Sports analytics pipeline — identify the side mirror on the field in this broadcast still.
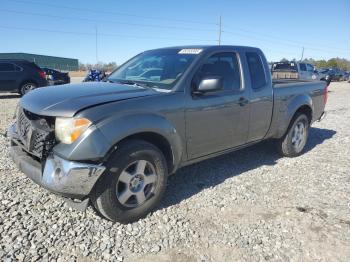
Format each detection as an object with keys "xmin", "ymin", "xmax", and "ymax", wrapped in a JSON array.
[{"xmin": 194, "ymin": 76, "xmax": 223, "ymax": 94}]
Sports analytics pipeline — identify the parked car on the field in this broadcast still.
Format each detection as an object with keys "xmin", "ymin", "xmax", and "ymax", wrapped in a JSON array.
[
  {"xmin": 42, "ymin": 67, "xmax": 70, "ymax": 85},
  {"xmin": 345, "ymin": 72, "xmax": 350, "ymax": 82},
  {"xmin": 324, "ymin": 68, "xmax": 346, "ymax": 81},
  {"xmin": 0, "ymin": 59, "xmax": 47, "ymax": 95},
  {"xmin": 317, "ymin": 68, "xmax": 335, "ymax": 82},
  {"xmin": 271, "ymin": 61, "xmax": 319, "ymax": 81},
  {"xmin": 338, "ymin": 70, "xmax": 347, "ymax": 81},
  {"xmin": 8, "ymin": 46, "xmax": 327, "ymax": 223}
]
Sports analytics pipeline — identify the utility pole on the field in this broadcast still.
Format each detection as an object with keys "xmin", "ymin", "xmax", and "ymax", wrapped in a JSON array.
[
  {"xmin": 218, "ymin": 15, "xmax": 222, "ymax": 45},
  {"xmin": 300, "ymin": 46, "xmax": 304, "ymax": 61},
  {"xmin": 95, "ymin": 25, "xmax": 98, "ymax": 63}
]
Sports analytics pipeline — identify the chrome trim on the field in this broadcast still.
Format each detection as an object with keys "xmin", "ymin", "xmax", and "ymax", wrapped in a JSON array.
[{"xmin": 42, "ymin": 154, "xmax": 105, "ymax": 196}]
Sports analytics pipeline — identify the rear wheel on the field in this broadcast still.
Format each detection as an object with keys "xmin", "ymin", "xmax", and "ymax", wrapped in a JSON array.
[
  {"xmin": 91, "ymin": 139, "xmax": 168, "ymax": 223},
  {"xmin": 20, "ymin": 82, "xmax": 37, "ymax": 96},
  {"xmin": 277, "ymin": 113, "xmax": 310, "ymax": 157}
]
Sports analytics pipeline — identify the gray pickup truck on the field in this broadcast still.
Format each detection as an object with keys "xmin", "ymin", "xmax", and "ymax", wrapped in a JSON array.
[{"xmin": 8, "ymin": 46, "xmax": 327, "ymax": 223}]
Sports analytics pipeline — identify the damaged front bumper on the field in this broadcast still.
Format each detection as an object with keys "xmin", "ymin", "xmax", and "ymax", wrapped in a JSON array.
[{"xmin": 8, "ymin": 123, "xmax": 105, "ymax": 209}]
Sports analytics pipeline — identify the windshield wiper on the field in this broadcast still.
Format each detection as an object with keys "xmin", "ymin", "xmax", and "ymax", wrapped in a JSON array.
[
  {"xmin": 112, "ymin": 79, "xmax": 149, "ymax": 88},
  {"xmin": 108, "ymin": 78, "xmax": 164, "ymax": 91}
]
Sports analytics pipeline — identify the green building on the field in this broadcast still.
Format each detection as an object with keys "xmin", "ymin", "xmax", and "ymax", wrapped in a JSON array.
[{"xmin": 0, "ymin": 53, "xmax": 79, "ymax": 71}]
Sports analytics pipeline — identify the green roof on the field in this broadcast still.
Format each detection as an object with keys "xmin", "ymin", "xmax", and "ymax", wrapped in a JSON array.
[{"xmin": 0, "ymin": 53, "xmax": 79, "ymax": 71}]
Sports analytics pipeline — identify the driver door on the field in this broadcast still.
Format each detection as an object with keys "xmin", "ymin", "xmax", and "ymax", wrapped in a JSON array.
[{"xmin": 185, "ymin": 52, "xmax": 250, "ymax": 159}]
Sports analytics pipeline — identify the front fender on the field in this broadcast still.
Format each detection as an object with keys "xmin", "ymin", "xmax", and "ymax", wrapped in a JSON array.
[
  {"xmin": 97, "ymin": 113, "xmax": 183, "ymax": 169},
  {"xmin": 53, "ymin": 113, "xmax": 184, "ymax": 170}
]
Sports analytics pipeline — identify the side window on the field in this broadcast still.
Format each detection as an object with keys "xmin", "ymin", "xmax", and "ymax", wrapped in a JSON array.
[
  {"xmin": 299, "ymin": 63, "xmax": 307, "ymax": 71},
  {"xmin": 0, "ymin": 63, "xmax": 16, "ymax": 72},
  {"xmin": 246, "ymin": 52, "xmax": 267, "ymax": 89},
  {"xmin": 195, "ymin": 52, "xmax": 241, "ymax": 90},
  {"xmin": 306, "ymin": 64, "xmax": 314, "ymax": 72}
]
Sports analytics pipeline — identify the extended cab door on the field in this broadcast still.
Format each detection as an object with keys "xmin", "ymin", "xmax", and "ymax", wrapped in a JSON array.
[
  {"xmin": 245, "ymin": 51, "xmax": 273, "ymax": 142},
  {"xmin": 185, "ymin": 51, "xmax": 250, "ymax": 159}
]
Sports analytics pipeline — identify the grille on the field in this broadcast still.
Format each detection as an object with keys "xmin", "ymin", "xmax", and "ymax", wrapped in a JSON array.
[{"xmin": 16, "ymin": 108, "xmax": 54, "ymax": 159}]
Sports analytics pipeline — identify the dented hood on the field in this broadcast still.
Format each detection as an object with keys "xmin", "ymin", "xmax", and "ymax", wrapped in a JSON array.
[{"xmin": 20, "ymin": 82, "xmax": 158, "ymax": 117}]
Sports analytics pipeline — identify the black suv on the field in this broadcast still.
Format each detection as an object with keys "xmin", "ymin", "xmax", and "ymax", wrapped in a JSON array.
[{"xmin": 0, "ymin": 60, "xmax": 48, "ymax": 95}]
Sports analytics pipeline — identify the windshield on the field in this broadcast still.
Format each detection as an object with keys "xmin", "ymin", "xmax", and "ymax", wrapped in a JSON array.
[
  {"xmin": 272, "ymin": 62, "xmax": 297, "ymax": 71},
  {"xmin": 108, "ymin": 48, "xmax": 199, "ymax": 90}
]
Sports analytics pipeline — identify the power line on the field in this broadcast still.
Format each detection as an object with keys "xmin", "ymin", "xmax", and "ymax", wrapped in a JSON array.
[
  {"xmin": 223, "ymin": 27, "xmax": 350, "ymax": 54},
  {"xmin": 0, "ymin": 25, "xmax": 216, "ymax": 42},
  {"xmin": 5, "ymin": 0, "xmax": 217, "ymax": 26},
  {"xmin": 0, "ymin": 9, "xmax": 217, "ymax": 33},
  {"xmin": 223, "ymin": 29, "xmax": 350, "ymax": 55}
]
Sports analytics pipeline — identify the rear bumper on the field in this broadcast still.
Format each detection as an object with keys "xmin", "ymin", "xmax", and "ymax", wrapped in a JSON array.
[{"xmin": 8, "ymin": 124, "xmax": 105, "ymax": 199}]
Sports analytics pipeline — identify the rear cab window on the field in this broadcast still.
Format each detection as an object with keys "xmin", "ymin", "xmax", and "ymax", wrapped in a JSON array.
[
  {"xmin": 246, "ymin": 52, "xmax": 267, "ymax": 90},
  {"xmin": 272, "ymin": 62, "xmax": 297, "ymax": 72}
]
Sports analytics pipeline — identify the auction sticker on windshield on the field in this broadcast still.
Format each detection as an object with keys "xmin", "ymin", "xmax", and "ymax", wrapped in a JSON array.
[{"xmin": 178, "ymin": 49, "xmax": 202, "ymax": 54}]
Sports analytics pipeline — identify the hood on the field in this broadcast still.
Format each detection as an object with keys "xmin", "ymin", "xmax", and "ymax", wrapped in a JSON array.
[{"xmin": 20, "ymin": 82, "xmax": 159, "ymax": 117}]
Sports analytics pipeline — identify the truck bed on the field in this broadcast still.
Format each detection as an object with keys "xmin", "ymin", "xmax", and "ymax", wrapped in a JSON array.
[{"xmin": 267, "ymin": 79, "xmax": 327, "ymax": 139}]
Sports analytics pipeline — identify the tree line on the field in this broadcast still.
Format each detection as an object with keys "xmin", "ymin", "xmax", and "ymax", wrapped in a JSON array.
[
  {"xmin": 79, "ymin": 57, "xmax": 350, "ymax": 72},
  {"xmin": 280, "ymin": 57, "xmax": 350, "ymax": 71}
]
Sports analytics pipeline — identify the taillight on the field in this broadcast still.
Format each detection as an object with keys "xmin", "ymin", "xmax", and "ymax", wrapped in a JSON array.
[
  {"xmin": 324, "ymin": 85, "xmax": 328, "ymax": 105},
  {"xmin": 38, "ymin": 70, "xmax": 46, "ymax": 79}
]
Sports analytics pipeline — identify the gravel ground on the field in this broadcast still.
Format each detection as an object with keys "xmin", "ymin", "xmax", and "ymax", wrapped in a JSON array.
[{"xmin": 0, "ymin": 82, "xmax": 350, "ymax": 262}]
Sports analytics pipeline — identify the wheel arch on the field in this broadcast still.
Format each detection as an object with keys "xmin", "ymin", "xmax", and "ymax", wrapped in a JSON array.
[
  {"xmin": 275, "ymin": 94, "xmax": 313, "ymax": 138},
  {"xmin": 18, "ymin": 79, "xmax": 39, "ymax": 93},
  {"xmin": 98, "ymin": 113, "xmax": 184, "ymax": 174},
  {"xmin": 116, "ymin": 132, "xmax": 176, "ymax": 174},
  {"xmin": 293, "ymin": 104, "xmax": 312, "ymax": 123}
]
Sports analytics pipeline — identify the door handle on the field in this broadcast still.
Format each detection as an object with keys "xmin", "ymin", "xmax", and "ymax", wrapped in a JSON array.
[{"xmin": 238, "ymin": 97, "xmax": 249, "ymax": 106}]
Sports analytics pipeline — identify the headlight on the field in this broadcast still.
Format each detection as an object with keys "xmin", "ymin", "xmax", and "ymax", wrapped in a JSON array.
[{"xmin": 55, "ymin": 117, "xmax": 91, "ymax": 144}]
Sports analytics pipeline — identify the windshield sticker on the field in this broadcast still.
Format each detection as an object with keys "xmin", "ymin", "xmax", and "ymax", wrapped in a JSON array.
[{"xmin": 178, "ymin": 49, "xmax": 202, "ymax": 54}]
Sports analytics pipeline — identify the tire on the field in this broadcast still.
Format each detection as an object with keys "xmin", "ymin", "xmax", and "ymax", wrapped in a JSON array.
[
  {"xmin": 91, "ymin": 139, "xmax": 168, "ymax": 223},
  {"xmin": 19, "ymin": 82, "xmax": 37, "ymax": 96},
  {"xmin": 277, "ymin": 113, "xmax": 310, "ymax": 157}
]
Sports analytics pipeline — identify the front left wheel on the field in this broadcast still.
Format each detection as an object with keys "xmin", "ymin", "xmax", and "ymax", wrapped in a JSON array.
[{"xmin": 91, "ymin": 139, "xmax": 168, "ymax": 224}]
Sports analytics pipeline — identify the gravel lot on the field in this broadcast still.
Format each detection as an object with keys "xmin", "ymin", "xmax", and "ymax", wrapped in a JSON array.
[{"xmin": 0, "ymin": 81, "xmax": 349, "ymax": 261}]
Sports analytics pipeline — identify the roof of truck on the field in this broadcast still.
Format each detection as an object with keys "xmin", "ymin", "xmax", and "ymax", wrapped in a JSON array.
[{"xmin": 150, "ymin": 45, "xmax": 261, "ymax": 52}]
